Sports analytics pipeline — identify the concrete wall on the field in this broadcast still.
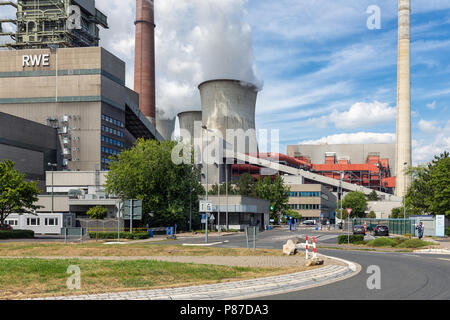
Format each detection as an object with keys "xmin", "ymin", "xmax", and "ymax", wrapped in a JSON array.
[{"xmin": 367, "ymin": 200, "xmax": 403, "ymax": 219}]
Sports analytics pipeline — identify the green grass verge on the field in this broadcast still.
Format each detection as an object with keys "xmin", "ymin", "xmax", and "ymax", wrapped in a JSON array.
[
  {"xmin": 366, "ymin": 237, "xmax": 433, "ymax": 248},
  {"xmin": 0, "ymin": 258, "xmax": 298, "ymax": 299}
]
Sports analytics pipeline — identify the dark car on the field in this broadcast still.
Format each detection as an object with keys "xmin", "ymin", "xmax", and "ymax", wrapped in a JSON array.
[
  {"xmin": 353, "ymin": 225, "xmax": 366, "ymax": 235},
  {"xmin": 373, "ymin": 225, "xmax": 389, "ymax": 237}
]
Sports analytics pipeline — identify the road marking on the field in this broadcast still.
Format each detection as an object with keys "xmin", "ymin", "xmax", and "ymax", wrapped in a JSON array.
[
  {"xmin": 437, "ymin": 258, "xmax": 450, "ymax": 262},
  {"xmin": 403, "ymin": 254, "xmax": 420, "ymax": 257}
]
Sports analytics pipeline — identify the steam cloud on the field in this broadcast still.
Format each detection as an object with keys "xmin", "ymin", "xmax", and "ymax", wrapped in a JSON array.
[{"xmin": 155, "ymin": 0, "xmax": 262, "ymax": 119}]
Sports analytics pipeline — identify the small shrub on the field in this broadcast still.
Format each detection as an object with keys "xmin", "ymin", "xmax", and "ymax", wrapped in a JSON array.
[
  {"xmin": 0, "ymin": 230, "xmax": 34, "ymax": 239},
  {"xmin": 338, "ymin": 234, "xmax": 365, "ymax": 244},
  {"xmin": 396, "ymin": 239, "xmax": 434, "ymax": 248},
  {"xmin": 403, "ymin": 233, "xmax": 413, "ymax": 239},
  {"xmin": 366, "ymin": 237, "xmax": 399, "ymax": 247},
  {"xmin": 89, "ymin": 232, "xmax": 149, "ymax": 240}
]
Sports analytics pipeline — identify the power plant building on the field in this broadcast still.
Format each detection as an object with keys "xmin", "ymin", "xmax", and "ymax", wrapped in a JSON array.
[{"xmin": 0, "ymin": 47, "xmax": 161, "ymax": 172}]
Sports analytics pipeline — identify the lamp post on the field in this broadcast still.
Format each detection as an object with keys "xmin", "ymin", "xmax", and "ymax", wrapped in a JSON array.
[
  {"xmin": 202, "ymin": 125, "xmax": 213, "ymax": 244},
  {"xmin": 47, "ymin": 163, "xmax": 58, "ymax": 214}
]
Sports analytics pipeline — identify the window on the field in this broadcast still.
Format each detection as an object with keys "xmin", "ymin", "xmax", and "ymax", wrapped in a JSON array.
[
  {"xmin": 45, "ymin": 218, "xmax": 58, "ymax": 226},
  {"xmin": 27, "ymin": 218, "xmax": 39, "ymax": 226},
  {"xmin": 6, "ymin": 220, "xmax": 18, "ymax": 226}
]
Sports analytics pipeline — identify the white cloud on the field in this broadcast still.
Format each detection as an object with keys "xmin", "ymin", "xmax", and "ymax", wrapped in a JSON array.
[
  {"xmin": 426, "ymin": 101, "xmax": 436, "ymax": 109},
  {"xmin": 299, "ymin": 132, "xmax": 396, "ymax": 145},
  {"xmin": 418, "ymin": 119, "xmax": 438, "ymax": 134},
  {"xmin": 413, "ymin": 121, "xmax": 450, "ymax": 164},
  {"xmin": 304, "ymin": 101, "xmax": 396, "ymax": 129}
]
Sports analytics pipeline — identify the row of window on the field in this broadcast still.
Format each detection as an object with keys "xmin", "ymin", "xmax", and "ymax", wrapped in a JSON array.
[
  {"xmin": 289, "ymin": 204, "xmax": 321, "ymax": 210},
  {"xmin": 289, "ymin": 191, "xmax": 320, "ymax": 197},
  {"xmin": 101, "ymin": 125, "xmax": 124, "ymax": 138},
  {"xmin": 101, "ymin": 136, "xmax": 124, "ymax": 148},
  {"xmin": 25, "ymin": 218, "xmax": 59, "ymax": 226},
  {"xmin": 101, "ymin": 114, "xmax": 124, "ymax": 128},
  {"xmin": 101, "ymin": 146, "xmax": 121, "ymax": 156}
]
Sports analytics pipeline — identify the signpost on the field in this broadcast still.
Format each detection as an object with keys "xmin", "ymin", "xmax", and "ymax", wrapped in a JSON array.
[
  {"xmin": 346, "ymin": 208, "xmax": 352, "ymax": 245},
  {"xmin": 200, "ymin": 200, "xmax": 213, "ymax": 243},
  {"xmin": 124, "ymin": 199, "xmax": 143, "ymax": 234}
]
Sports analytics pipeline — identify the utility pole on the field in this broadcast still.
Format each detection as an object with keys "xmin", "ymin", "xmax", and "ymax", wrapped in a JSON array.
[{"xmin": 403, "ymin": 162, "xmax": 407, "ymax": 219}]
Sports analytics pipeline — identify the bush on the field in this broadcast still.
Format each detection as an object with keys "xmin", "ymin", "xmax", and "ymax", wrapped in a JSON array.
[
  {"xmin": 446, "ymin": 227, "xmax": 450, "ymax": 237},
  {"xmin": 366, "ymin": 237, "xmax": 400, "ymax": 247},
  {"xmin": 89, "ymin": 232, "xmax": 149, "ymax": 240},
  {"xmin": 396, "ymin": 239, "xmax": 434, "ymax": 248},
  {"xmin": 403, "ymin": 233, "xmax": 413, "ymax": 239},
  {"xmin": 338, "ymin": 234, "xmax": 365, "ymax": 244},
  {"xmin": 0, "ymin": 230, "xmax": 34, "ymax": 239}
]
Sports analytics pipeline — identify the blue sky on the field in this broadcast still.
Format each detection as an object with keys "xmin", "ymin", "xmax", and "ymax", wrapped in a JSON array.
[
  {"xmin": 1, "ymin": 0, "xmax": 449, "ymax": 164},
  {"xmin": 246, "ymin": 0, "xmax": 450, "ymax": 164}
]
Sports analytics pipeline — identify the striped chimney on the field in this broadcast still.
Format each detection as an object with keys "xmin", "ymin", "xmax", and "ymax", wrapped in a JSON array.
[{"xmin": 134, "ymin": 0, "xmax": 156, "ymax": 124}]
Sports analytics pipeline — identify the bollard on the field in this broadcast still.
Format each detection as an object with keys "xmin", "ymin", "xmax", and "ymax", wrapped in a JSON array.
[
  {"xmin": 305, "ymin": 235, "xmax": 309, "ymax": 260},
  {"xmin": 312, "ymin": 236, "xmax": 317, "ymax": 259}
]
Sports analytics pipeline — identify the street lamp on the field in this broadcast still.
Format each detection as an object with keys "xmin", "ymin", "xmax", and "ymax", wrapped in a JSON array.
[
  {"xmin": 202, "ymin": 125, "xmax": 214, "ymax": 244},
  {"xmin": 47, "ymin": 163, "xmax": 58, "ymax": 214}
]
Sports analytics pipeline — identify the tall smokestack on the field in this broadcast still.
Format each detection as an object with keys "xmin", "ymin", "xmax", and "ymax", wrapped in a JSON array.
[
  {"xmin": 134, "ymin": 0, "xmax": 156, "ymax": 124},
  {"xmin": 395, "ymin": 0, "xmax": 412, "ymax": 197}
]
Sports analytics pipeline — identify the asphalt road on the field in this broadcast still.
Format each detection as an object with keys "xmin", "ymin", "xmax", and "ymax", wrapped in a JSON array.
[{"xmin": 178, "ymin": 227, "xmax": 450, "ymax": 300}]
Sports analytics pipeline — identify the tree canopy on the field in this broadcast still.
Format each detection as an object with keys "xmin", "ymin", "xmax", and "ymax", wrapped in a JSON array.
[
  {"xmin": 367, "ymin": 190, "xmax": 380, "ymax": 201},
  {"xmin": 0, "ymin": 160, "xmax": 41, "ymax": 226},
  {"xmin": 405, "ymin": 151, "xmax": 450, "ymax": 218},
  {"xmin": 342, "ymin": 191, "xmax": 367, "ymax": 218},
  {"xmin": 254, "ymin": 176, "xmax": 290, "ymax": 223},
  {"xmin": 105, "ymin": 139, "xmax": 204, "ymax": 229},
  {"xmin": 86, "ymin": 206, "xmax": 108, "ymax": 220}
]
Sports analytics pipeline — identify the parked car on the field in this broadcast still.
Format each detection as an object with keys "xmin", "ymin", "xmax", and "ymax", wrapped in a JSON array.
[
  {"xmin": 373, "ymin": 225, "xmax": 389, "ymax": 237},
  {"xmin": 353, "ymin": 225, "xmax": 366, "ymax": 235},
  {"xmin": 303, "ymin": 220, "xmax": 316, "ymax": 226},
  {"xmin": 0, "ymin": 224, "xmax": 13, "ymax": 231}
]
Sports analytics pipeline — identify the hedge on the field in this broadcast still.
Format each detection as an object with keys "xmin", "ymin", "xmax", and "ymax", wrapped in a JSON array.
[
  {"xmin": 0, "ymin": 230, "xmax": 35, "ymax": 239},
  {"xmin": 338, "ymin": 234, "xmax": 365, "ymax": 244},
  {"xmin": 88, "ymin": 232, "xmax": 149, "ymax": 240}
]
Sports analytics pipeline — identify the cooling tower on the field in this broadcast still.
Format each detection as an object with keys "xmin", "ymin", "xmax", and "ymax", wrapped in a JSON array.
[
  {"xmin": 134, "ymin": 0, "xmax": 156, "ymax": 124},
  {"xmin": 395, "ymin": 0, "xmax": 412, "ymax": 197},
  {"xmin": 178, "ymin": 111, "xmax": 202, "ymax": 144},
  {"xmin": 198, "ymin": 79, "xmax": 259, "ymax": 156},
  {"xmin": 155, "ymin": 116, "xmax": 176, "ymax": 141}
]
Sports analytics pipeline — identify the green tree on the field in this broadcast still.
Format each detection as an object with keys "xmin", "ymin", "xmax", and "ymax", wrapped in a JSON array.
[
  {"xmin": 0, "ymin": 160, "xmax": 41, "ymax": 226},
  {"xmin": 405, "ymin": 151, "xmax": 450, "ymax": 218},
  {"xmin": 235, "ymin": 173, "xmax": 256, "ymax": 197},
  {"xmin": 105, "ymin": 139, "xmax": 204, "ymax": 230},
  {"xmin": 342, "ymin": 191, "xmax": 367, "ymax": 218},
  {"xmin": 367, "ymin": 211, "xmax": 377, "ymax": 218},
  {"xmin": 209, "ymin": 182, "xmax": 237, "ymax": 196},
  {"xmin": 336, "ymin": 206, "xmax": 348, "ymax": 220},
  {"xmin": 367, "ymin": 190, "xmax": 380, "ymax": 201},
  {"xmin": 254, "ymin": 176, "xmax": 290, "ymax": 223}
]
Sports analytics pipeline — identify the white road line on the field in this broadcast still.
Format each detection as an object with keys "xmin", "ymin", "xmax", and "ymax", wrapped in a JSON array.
[{"xmin": 437, "ymin": 258, "xmax": 450, "ymax": 262}]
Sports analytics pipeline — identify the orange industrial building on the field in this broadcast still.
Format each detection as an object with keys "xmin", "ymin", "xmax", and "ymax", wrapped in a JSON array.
[{"xmin": 232, "ymin": 151, "xmax": 396, "ymax": 194}]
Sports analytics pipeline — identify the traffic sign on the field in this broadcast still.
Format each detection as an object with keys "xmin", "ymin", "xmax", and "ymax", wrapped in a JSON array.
[
  {"xmin": 346, "ymin": 208, "xmax": 352, "ymax": 215},
  {"xmin": 123, "ymin": 199, "xmax": 143, "ymax": 220},
  {"xmin": 199, "ymin": 201, "xmax": 213, "ymax": 212},
  {"xmin": 209, "ymin": 214, "xmax": 215, "ymax": 222}
]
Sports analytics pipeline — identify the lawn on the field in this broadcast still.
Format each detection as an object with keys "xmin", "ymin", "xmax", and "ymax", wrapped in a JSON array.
[
  {"xmin": 0, "ymin": 242, "xmax": 284, "ymax": 257},
  {"xmin": 0, "ymin": 258, "xmax": 303, "ymax": 299}
]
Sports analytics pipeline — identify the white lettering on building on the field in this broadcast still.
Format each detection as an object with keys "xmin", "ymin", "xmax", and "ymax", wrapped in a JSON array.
[{"xmin": 22, "ymin": 54, "xmax": 50, "ymax": 67}]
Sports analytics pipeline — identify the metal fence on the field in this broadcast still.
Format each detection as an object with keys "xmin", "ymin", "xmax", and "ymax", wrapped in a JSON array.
[{"xmin": 352, "ymin": 218, "xmax": 414, "ymax": 235}]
